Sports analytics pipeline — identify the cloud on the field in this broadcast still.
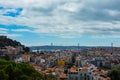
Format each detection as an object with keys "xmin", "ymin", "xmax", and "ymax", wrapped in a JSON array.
[
  {"xmin": 11, "ymin": 29, "xmax": 33, "ymax": 32},
  {"xmin": 0, "ymin": 28, "xmax": 8, "ymax": 33},
  {"xmin": 0, "ymin": 28, "xmax": 22, "ymax": 37},
  {"xmin": 0, "ymin": 28, "xmax": 8, "ymax": 31},
  {"xmin": 0, "ymin": 33, "xmax": 22, "ymax": 38},
  {"xmin": 0, "ymin": 0, "xmax": 120, "ymax": 38}
]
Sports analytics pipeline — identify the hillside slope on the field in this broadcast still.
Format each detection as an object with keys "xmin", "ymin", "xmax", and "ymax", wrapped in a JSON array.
[{"xmin": 0, "ymin": 36, "xmax": 29, "ymax": 52}]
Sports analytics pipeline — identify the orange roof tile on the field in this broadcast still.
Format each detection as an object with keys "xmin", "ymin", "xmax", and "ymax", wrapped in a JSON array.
[
  {"xmin": 60, "ymin": 74, "xmax": 67, "ymax": 79},
  {"xmin": 46, "ymin": 68, "xmax": 55, "ymax": 71},
  {"xmin": 82, "ymin": 67, "xmax": 88, "ymax": 72},
  {"xmin": 69, "ymin": 67, "xmax": 78, "ymax": 73}
]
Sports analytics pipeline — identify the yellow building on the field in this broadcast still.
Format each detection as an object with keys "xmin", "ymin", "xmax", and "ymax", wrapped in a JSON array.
[
  {"xmin": 58, "ymin": 59, "xmax": 66, "ymax": 66},
  {"xmin": 26, "ymin": 55, "xmax": 30, "ymax": 62}
]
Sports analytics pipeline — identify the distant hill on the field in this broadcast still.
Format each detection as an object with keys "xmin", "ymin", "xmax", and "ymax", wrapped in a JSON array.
[
  {"xmin": 0, "ymin": 36, "xmax": 29, "ymax": 52},
  {"xmin": 30, "ymin": 45, "xmax": 115, "ymax": 51}
]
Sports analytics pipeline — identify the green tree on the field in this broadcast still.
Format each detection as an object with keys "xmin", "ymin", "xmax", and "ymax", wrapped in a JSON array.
[
  {"xmin": 108, "ymin": 65, "xmax": 120, "ymax": 80},
  {"xmin": 0, "ymin": 70, "xmax": 9, "ymax": 80},
  {"xmin": 23, "ymin": 47, "xmax": 30, "ymax": 52},
  {"xmin": 0, "ymin": 59, "xmax": 57, "ymax": 80}
]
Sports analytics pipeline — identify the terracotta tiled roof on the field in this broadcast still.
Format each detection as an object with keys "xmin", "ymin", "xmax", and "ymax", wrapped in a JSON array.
[
  {"xmin": 69, "ymin": 67, "xmax": 78, "ymax": 73},
  {"xmin": 59, "ymin": 74, "xmax": 67, "ymax": 79},
  {"xmin": 104, "ymin": 77, "xmax": 110, "ymax": 80},
  {"xmin": 46, "ymin": 68, "xmax": 55, "ymax": 71},
  {"xmin": 82, "ymin": 67, "xmax": 88, "ymax": 72}
]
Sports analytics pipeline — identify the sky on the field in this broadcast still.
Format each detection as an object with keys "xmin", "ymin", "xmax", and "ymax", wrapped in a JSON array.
[{"xmin": 0, "ymin": 0, "xmax": 120, "ymax": 47}]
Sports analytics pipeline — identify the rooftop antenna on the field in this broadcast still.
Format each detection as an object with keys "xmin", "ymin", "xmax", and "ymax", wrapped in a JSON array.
[
  {"xmin": 94, "ymin": 47, "xmax": 96, "ymax": 56},
  {"xmin": 78, "ymin": 43, "xmax": 80, "ymax": 50},
  {"xmin": 111, "ymin": 42, "xmax": 113, "ymax": 55},
  {"xmin": 51, "ymin": 43, "xmax": 53, "ymax": 46}
]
